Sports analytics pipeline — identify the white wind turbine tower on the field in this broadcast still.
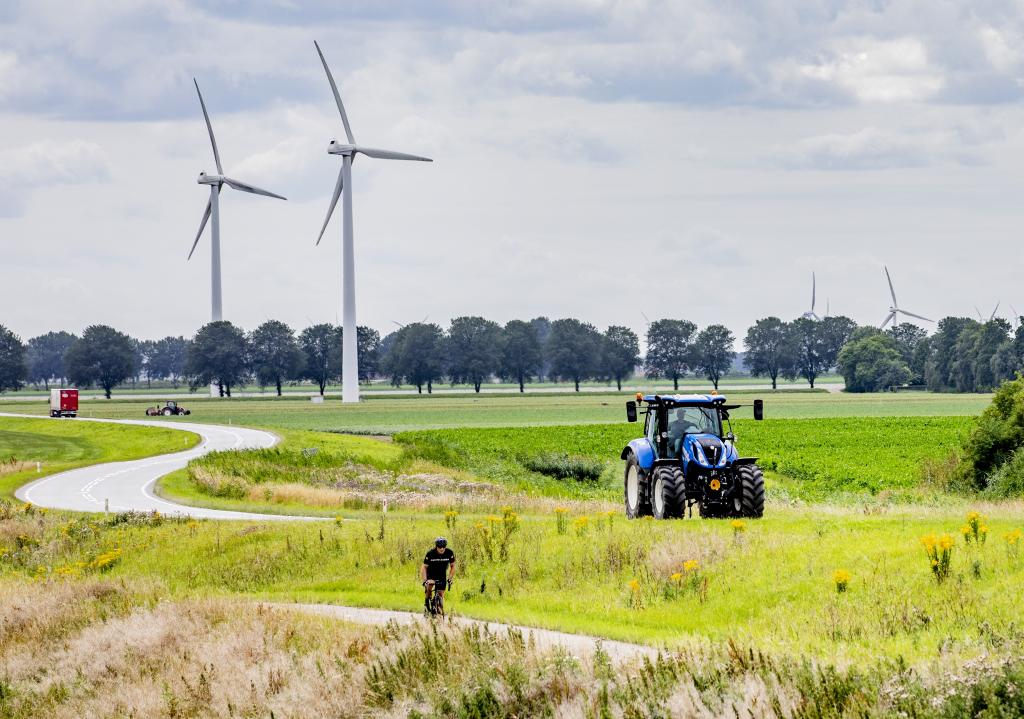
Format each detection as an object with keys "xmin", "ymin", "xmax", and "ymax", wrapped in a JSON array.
[
  {"xmin": 188, "ymin": 79, "xmax": 287, "ymax": 322},
  {"xmin": 800, "ymin": 272, "xmax": 820, "ymax": 320},
  {"xmin": 879, "ymin": 266, "xmax": 933, "ymax": 329},
  {"xmin": 313, "ymin": 40, "xmax": 432, "ymax": 403}
]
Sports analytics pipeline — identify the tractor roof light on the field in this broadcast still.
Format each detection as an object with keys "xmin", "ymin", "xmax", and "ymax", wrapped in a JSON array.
[{"xmin": 635, "ymin": 392, "xmax": 643, "ymax": 402}]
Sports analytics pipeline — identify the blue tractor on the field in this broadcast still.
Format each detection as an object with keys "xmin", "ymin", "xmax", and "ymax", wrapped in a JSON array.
[{"xmin": 620, "ymin": 394, "xmax": 765, "ymax": 519}]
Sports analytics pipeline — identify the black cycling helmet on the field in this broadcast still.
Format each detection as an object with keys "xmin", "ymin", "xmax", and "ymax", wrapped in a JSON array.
[{"xmin": 435, "ymin": 536, "xmax": 448, "ymax": 548}]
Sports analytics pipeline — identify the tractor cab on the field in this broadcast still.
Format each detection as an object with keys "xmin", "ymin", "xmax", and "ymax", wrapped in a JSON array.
[{"xmin": 621, "ymin": 394, "xmax": 765, "ymax": 520}]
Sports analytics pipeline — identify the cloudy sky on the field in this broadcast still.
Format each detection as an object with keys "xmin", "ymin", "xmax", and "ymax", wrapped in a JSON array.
[{"xmin": 3, "ymin": 0, "xmax": 1024, "ymax": 345}]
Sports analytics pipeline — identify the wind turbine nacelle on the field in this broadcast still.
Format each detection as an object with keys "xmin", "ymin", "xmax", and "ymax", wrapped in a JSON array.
[
  {"xmin": 327, "ymin": 140, "xmax": 356, "ymax": 156},
  {"xmin": 197, "ymin": 172, "xmax": 224, "ymax": 185}
]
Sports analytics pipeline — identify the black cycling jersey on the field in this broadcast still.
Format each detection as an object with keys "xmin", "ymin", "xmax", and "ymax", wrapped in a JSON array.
[{"xmin": 423, "ymin": 547, "xmax": 455, "ymax": 582}]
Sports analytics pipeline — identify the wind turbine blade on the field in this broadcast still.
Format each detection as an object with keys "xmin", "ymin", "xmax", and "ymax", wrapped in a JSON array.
[
  {"xmin": 314, "ymin": 41, "xmax": 355, "ymax": 144},
  {"xmin": 884, "ymin": 266, "xmax": 898, "ymax": 307},
  {"xmin": 880, "ymin": 312, "xmax": 896, "ymax": 329},
  {"xmin": 392, "ymin": 320, "xmax": 405, "ymax": 328},
  {"xmin": 315, "ymin": 165, "xmax": 345, "ymax": 246},
  {"xmin": 898, "ymin": 310, "xmax": 933, "ymax": 322},
  {"xmin": 811, "ymin": 272, "xmax": 816, "ymax": 312},
  {"xmin": 221, "ymin": 176, "xmax": 287, "ymax": 200},
  {"xmin": 975, "ymin": 306, "xmax": 984, "ymax": 321},
  {"xmin": 187, "ymin": 198, "xmax": 213, "ymax": 260},
  {"xmin": 193, "ymin": 79, "xmax": 223, "ymax": 175},
  {"xmin": 990, "ymin": 302, "xmax": 1000, "ymax": 321},
  {"xmin": 1012, "ymin": 304, "xmax": 1020, "ymax": 320},
  {"xmin": 356, "ymin": 146, "xmax": 432, "ymax": 162}
]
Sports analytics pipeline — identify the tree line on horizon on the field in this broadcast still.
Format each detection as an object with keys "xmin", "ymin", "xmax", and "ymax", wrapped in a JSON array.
[{"xmin": 0, "ymin": 313, "xmax": 1021, "ymax": 396}]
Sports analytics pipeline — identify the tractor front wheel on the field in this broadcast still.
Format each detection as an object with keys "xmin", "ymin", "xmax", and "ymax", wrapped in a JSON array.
[
  {"xmin": 652, "ymin": 466, "xmax": 685, "ymax": 519},
  {"xmin": 734, "ymin": 464, "xmax": 765, "ymax": 518},
  {"xmin": 624, "ymin": 454, "xmax": 652, "ymax": 519}
]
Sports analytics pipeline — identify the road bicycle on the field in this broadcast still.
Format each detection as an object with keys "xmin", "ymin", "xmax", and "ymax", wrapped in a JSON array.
[{"xmin": 423, "ymin": 579, "xmax": 449, "ymax": 618}]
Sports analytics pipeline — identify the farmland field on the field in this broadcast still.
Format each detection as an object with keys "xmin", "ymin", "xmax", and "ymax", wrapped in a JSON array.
[
  {"xmin": 4, "ymin": 389, "xmax": 1022, "ymax": 717},
  {"xmin": 0, "ymin": 389, "xmax": 992, "ymax": 433}
]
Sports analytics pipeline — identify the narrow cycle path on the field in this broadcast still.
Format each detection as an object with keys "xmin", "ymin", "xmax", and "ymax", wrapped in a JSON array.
[
  {"xmin": 277, "ymin": 602, "xmax": 660, "ymax": 663},
  {"xmin": 1, "ymin": 412, "xmax": 322, "ymax": 521}
]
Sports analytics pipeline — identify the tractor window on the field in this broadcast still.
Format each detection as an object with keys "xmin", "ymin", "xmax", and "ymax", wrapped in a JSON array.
[{"xmin": 665, "ymin": 406, "xmax": 720, "ymax": 457}]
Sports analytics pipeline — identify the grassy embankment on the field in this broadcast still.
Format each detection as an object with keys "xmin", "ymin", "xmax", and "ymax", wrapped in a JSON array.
[
  {"xmin": 8, "ymin": 574, "xmax": 1023, "ymax": 717},
  {"xmin": 0, "ymin": 417, "xmax": 200, "ymax": 501}
]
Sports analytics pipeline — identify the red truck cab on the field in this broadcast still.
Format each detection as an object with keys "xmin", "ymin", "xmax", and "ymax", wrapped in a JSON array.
[{"xmin": 49, "ymin": 389, "xmax": 79, "ymax": 418}]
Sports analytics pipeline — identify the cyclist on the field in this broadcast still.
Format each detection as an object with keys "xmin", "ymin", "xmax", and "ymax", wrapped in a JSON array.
[{"xmin": 421, "ymin": 536, "xmax": 456, "ymax": 613}]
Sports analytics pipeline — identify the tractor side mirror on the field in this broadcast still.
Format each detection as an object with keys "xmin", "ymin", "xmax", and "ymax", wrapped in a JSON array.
[
  {"xmin": 626, "ymin": 401, "xmax": 638, "ymax": 423},
  {"xmin": 753, "ymin": 399, "xmax": 764, "ymax": 421}
]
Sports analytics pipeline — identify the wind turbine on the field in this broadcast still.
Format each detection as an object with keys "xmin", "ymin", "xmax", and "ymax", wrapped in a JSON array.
[
  {"xmin": 879, "ymin": 266, "xmax": 933, "ymax": 329},
  {"xmin": 1012, "ymin": 305, "xmax": 1021, "ymax": 327},
  {"xmin": 800, "ymin": 272, "xmax": 820, "ymax": 320},
  {"xmin": 188, "ymin": 79, "xmax": 286, "ymax": 322},
  {"xmin": 313, "ymin": 41, "xmax": 432, "ymax": 403}
]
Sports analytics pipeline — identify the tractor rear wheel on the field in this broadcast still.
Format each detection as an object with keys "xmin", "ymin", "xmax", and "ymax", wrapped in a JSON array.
[
  {"xmin": 652, "ymin": 466, "xmax": 685, "ymax": 519},
  {"xmin": 162, "ymin": 408, "xmax": 172, "ymax": 416},
  {"xmin": 735, "ymin": 464, "xmax": 765, "ymax": 518},
  {"xmin": 624, "ymin": 454, "xmax": 652, "ymax": 519}
]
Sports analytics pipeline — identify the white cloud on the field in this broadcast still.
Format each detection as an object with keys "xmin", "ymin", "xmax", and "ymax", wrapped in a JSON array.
[{"xmin": 799, "ymin": 37, "xmax": 945, "ymax": 103}]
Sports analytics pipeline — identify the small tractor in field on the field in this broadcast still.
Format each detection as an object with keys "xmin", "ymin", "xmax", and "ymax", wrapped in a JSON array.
[
  {"xmin": 145, "ymin": 401, "xmax": 191, "ymax": 417},
  {"xmin": 621, "ymin": 394, "xmax": 765, "ymax": 519}
]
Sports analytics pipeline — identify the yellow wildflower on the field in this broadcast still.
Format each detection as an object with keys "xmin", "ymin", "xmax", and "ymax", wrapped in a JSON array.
[
  {"xmin": 628, "ymin": 578, "xmax": 641, "ymax": 592},
  {"xmin": 832, "ymin": 569, "xmax": 851, "ymax": 593},
  {"xmin": 683, "ymin": 559, "xmax": 700, "ymax": 573},
  {"xmin": 730, "ymin": 519, "xmax": 747, "ymax": 532},
  {"xmin": 670, "ymin": 572, "xmax": 683, "ymax": 583}
]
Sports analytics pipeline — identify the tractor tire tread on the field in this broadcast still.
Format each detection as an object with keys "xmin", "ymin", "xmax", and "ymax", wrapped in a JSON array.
[
  {"xmin": 737, "ymin": 464, "xmax": 765, "ymax": 518},
  {"xmin": 659, "ymin": 465, "xmax": 686, "ymax": 518}
]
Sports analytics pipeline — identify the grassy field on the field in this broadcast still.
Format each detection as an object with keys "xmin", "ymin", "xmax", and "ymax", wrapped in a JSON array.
[
  {"xmin": 0, "ymin": 417, "xmax": 200, "ymax": 501},
  {"xmin": 4, "ymin": 501, "xmax": 1024, "ymax": 669},
  {"xmin": 0, "ymin": 390, "xmax": 991, "ymax": 434}
]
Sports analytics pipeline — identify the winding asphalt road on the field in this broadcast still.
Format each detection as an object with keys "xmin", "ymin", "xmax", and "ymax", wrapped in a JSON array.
[{"xmin": 2, "ymin": 413, "xmax": 317, "ymax": 521}]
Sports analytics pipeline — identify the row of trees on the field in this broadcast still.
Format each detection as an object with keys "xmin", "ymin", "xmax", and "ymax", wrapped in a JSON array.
[
  {"xmin": 741, "ymin": 316, "xmax": 858, "ymax": 389},
  {"xmin": 0, "ymin": 316, "xmax": 739, "ymax": 396},
  {"xmin": 836, "ymin": 318, "xmax": 1024, "ymax": 393},
  {"xmin": 0, "ymin": 322, "xmax": 382, "ymax": 398},
  {"xmin": 5, "ymin": 313, "xmax": 1021, "ymax": 397}
]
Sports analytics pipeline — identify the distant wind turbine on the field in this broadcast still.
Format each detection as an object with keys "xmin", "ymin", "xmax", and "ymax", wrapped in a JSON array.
[
  {"xmin": 391, "ymin": 315, "xmax": 429, "ymax": 329},
  {"xmin": 313, "ymin": 41, "xmax": 432, "ymax": 403},
  {"xmin": 879, "ymin": 266, "xmax": 933, "ymax": 329},
  {"xmin": 188, "ymin": 79, "xmax": 287, "ymax": 322},
  {"xmin": 1012, "ymin": 305, "xmax": 1021, "ymax": 326},
  {"xmin": 800, "ymin": 272, "xmax": 820, "ymax": 320}
]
